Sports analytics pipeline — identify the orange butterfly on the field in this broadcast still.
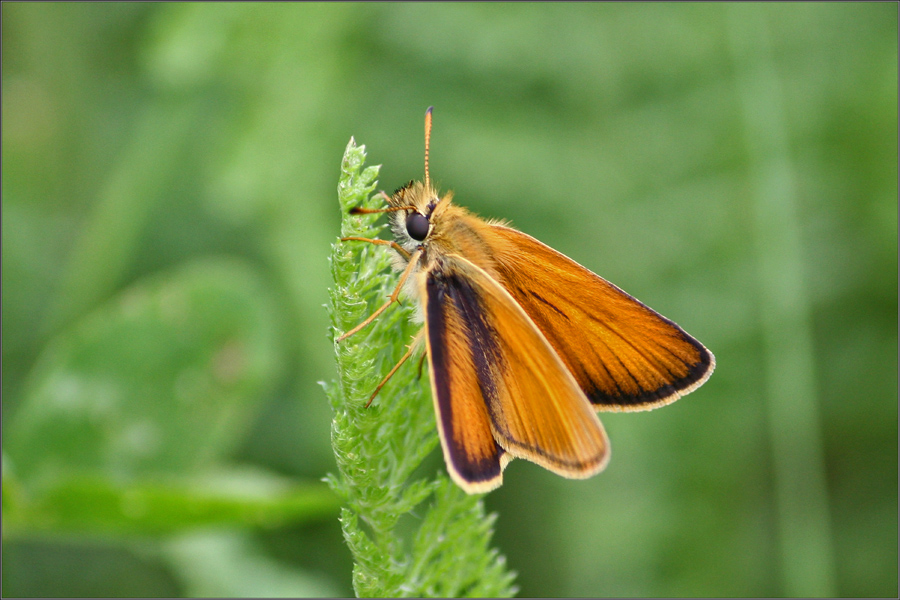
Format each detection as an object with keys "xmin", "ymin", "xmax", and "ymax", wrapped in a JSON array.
[{"xmin": 338, "ymin": 108, "xmax": 715, "ymax": 493}]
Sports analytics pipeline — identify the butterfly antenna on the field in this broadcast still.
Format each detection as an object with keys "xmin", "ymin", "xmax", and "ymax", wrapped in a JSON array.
[{"xmin": 424, "ymin": 106, "xmax": 433, "ymax": 191}]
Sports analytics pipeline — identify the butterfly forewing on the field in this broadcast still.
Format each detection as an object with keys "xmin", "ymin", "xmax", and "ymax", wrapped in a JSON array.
[
  {"xmin": 487, "ymin": 225, "xmax": 715, "ymax": 411},
  {"xmin": 423, "ymin": 277, "xmax": 507, "ymax": 493},
  {"xmin": 423, "ymin": 254, "xmax": 609, "ymax": 490}
]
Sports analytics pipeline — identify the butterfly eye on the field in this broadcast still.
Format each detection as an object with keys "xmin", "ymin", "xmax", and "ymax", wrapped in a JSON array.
[{"xmin": 406, "ymin": 212, "xmax": 430, "ymax": 241}]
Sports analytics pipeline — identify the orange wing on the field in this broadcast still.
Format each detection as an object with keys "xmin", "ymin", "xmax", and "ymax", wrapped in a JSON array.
[
  {"xmin": 487, "ymin": 225, "xmax": 715, "ymax": 411},
  {"xmin": 422, "ymin": 254, "xmax": 609, "ymax": 493}
]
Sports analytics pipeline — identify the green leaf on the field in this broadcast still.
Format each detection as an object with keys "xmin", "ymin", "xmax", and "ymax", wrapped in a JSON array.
[
  {"xmin": 7, "ymin": 258, "xmax": 282, "ymax": 487},
  {"xmin": 324, "ymin": 138, "xmax": 517, "ymax": 597},
  {"xmin": 2, "ymin": 259, "xmax": 336, "ymax": 538},
  {"xmin": 2, "ymin": 466, "xmax": 338, "ymax": 537}
]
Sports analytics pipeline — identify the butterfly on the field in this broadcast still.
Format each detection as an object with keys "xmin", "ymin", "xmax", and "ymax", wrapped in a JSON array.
[{"xmin": 338, "ymin": 108, "xmax": 715, "ymax": 493}]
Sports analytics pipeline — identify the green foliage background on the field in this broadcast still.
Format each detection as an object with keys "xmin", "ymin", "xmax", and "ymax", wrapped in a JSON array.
[{"xmin": 3, "ymin": 3, "xmax": 896, "ymax": 597}]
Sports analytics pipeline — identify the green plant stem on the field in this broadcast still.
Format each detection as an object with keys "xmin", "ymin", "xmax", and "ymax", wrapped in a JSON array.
[
  {"xmin": 726, "ymin": 5, "xmax": 837, "ymax": 597},
  {"xmin": 324, "ymin": 138, "xmax": 516, "ymax": 598}
]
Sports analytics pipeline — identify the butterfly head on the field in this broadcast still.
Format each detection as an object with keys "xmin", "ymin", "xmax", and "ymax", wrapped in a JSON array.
[{"xmin": 388, "ymin": 180, "xmax": 454, "ymax": 251}]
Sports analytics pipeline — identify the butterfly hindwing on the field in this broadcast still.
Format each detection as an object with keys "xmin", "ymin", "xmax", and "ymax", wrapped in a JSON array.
[{"xmin": 422, "ymin": 254, "xmax": 609, "ymax": 491}]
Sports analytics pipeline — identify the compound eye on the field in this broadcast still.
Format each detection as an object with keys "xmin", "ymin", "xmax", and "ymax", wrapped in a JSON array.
[{"xmin": 406, "ymin": 212, "xmax": 430, "ymax": 241}]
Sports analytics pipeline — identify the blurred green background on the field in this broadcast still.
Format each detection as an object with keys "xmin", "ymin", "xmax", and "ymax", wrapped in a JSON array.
[{"xmin": 3, "ymin": 3, "xmax": 896, "ymax": 597}]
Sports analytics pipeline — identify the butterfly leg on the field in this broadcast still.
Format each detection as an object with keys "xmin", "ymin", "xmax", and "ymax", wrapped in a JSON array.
[
  {"xmin": 336, "ymin": 247, "xmax": 422, "ymax": 342},
  {"xmin": 340, "ymin": 237, "xmax": 411, "ymax": 260},
  {"xmin": 365, "ymin": 331, "xmax": 425, "ymax": 408}
]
